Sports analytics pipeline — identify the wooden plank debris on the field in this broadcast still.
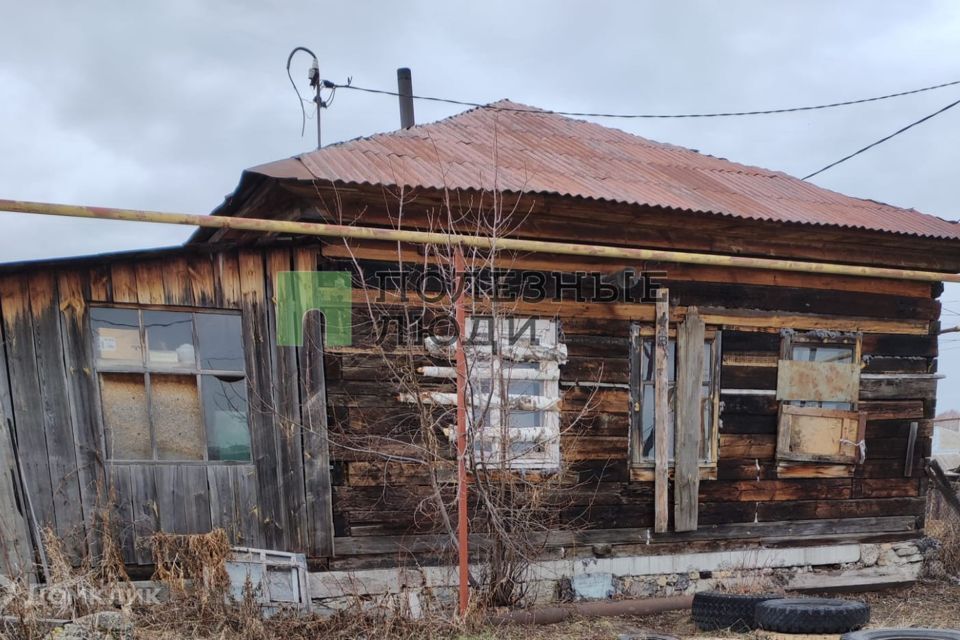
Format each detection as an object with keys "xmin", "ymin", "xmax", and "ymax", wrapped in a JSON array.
[{"xmin": 674, "ymin": 307, "xmax": 704, "ymax": 532}]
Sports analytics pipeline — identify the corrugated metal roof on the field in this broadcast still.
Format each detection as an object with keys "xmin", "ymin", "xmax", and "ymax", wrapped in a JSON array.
[{"xmin": 248, "ymin": 100, "xmax": 960, "ymax": 240}]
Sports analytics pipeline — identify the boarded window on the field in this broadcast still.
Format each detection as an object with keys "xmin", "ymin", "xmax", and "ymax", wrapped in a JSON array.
[
  {"xmin": 91, "ymin": 307, "xmax": 250, "ymax": 462},
  {"xmin": 152, "ymin": 375, "xmax": 205, "ymax": 461},
  {"xmin": 99, "ymin": 372, "xmax": 151, "ymax": 460},
  {"xmin": 777, "ymin": 333, "xmax": 859, "ymax": 410},
  {"xmin": 775, "ymin": 332, "xmax": 863, "ymax": 466},
  {"xmin": 629, "ymin": 326, "xmax": 721, "ymax": 466},
  {"xmin": 777, "ymin": 404, "xmax": 864, "ymax": 464}
]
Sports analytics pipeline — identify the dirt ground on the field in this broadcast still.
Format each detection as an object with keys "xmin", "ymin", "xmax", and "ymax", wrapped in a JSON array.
[{"xmin": 476, "ymin": 581, "xmax": 960, "ymax": 640}]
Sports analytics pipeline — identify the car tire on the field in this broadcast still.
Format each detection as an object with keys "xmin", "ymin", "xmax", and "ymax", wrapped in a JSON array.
[
  {"xmin": 842, "ymin": 630, "xmax": 960, "ymax": 640},
  {"xmin": 756, "ymin": 598, "xmax": 870, "ymax": 634},
  {"xmin": 691, "ymin": 591, "xmax": 781, "ymax": 631}
]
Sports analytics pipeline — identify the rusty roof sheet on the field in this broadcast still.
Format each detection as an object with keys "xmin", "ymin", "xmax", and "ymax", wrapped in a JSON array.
[{"xmin": 247, "ymin": 100, "xmax": 960, "ymax": 240}]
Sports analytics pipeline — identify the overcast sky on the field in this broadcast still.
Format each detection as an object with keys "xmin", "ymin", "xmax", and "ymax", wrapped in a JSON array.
[{"xmin": 0, "ymin": 1, "xmax": 958, "ymax": 412}]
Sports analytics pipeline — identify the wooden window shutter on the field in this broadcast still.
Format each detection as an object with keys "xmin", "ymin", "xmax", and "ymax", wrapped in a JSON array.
[
  {"xmin": 674, "ymin": 307, "xmax": 704, "ymax": 532},
  {"xmin": 776, "ymin": 404, "xmax": 865, "ymax": 464}
]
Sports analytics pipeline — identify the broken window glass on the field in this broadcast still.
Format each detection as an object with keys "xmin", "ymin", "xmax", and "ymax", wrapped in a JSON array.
[
  {"xmin": 92, "ymin": 307, "xmax": 250, "ymax": 463},
  {"xmin": 203, "ymin": 375, "xmax": 251, "ymax": 461}
]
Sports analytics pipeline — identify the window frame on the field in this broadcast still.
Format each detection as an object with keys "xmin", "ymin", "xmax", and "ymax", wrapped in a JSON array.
[
  {"xmin": 775, "ymin": 331, "xmax": 865, "ymax": 467},
  {"xmin": 778, "ymin": 331, "xmax": 861, "ymax": 412},
  {"xmin": 91, "ymin": 304, "xmax": 250, "ymax": 464},
  {"xmin": 465, "ymin": 317, "xmax": 562, "ymax": 470},
  {"xmin": 628, "ymin": 324, "xmax": 722, "ymax": 472}
]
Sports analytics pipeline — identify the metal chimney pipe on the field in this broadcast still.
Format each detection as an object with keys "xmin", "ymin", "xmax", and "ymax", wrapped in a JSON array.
[{"xmin": 397, "ymin": 68, "xmax": 415, "ymax": 129}]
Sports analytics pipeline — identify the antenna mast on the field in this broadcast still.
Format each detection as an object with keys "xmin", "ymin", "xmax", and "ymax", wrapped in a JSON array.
[{"xmin": 286, "ymin": 46, "xmax": 328, "ymax": 149}]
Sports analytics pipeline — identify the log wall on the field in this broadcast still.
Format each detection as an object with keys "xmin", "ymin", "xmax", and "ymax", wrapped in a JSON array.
[{"xmin": 0, "ymin": 226, "xmax": 943, "ymax": 571}]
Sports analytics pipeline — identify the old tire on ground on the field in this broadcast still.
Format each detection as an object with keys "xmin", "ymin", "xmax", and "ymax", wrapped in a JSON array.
[
  {"xmin": 842, "ymin": 631, "xmax": 960, "ymax": 640},
  {"xmin": 691, "ymin": 591, "xmax": 781, "ymax": 631},
  {"xmin": 756, "ymin": 598, "xmax": 870, "ymax": 634}
]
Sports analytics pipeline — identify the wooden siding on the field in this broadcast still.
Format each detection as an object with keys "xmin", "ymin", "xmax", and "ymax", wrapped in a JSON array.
[
  {"xmin": 0, "ymin": 246, "xmax": 332, "ymax": 566},
  {"xmin": 0, "ymin": 232, "xmax": 942, "ymax": 571}
]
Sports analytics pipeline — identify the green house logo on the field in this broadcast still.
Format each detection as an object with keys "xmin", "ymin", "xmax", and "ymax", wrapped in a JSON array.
[{"xmin": 275, "ymin": 271, "xmax": 352, "ymax": 347}]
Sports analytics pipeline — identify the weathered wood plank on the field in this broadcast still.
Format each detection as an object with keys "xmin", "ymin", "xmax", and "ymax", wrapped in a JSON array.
[
  {"xmin": 134, "ymin": 261, "xmax": 165, "ymax": 306},
  {"xmin": 331, "ymin": 514, "xmax": 918, "ymax": 556},
  {"xmin": 0, "ymin": 353, "xmax": 33, "ymax": 576},
  {"xmin": 238, "ymin": 249, "xmax": 285, "ymax": 549},
  {"xmin": 160, "ymin": 256, "xmax": 194, "ymax": 306},
  {"xmin": 109, "ymin": 263, "xmax": 138, "ymax": 304},
  {"xmin": 29, "ymin": 272, "xmax": 85, "ymax": 558},
  {"xmin": 628, "ymin": 323, "xmax": 642, "ymax": 466},
  {"xmin": 654, "ymin": 288, "xmax": 669, "ymax": 533},
  {"xmin": 154, "ymin": 465, "xmax": 211, "ymax": 535},
  {"xmin": 207, "ymin": 465, "xmax": 236, "ymax": 538},
  {"xmin": 187, "ymin": 254, "xmax": 217, "ymax": 307},
  {"xmin": 265, "ymin": 248, "xmax": 308, "ymax": 552},
  {"xmin": 674, "ymin": 307, "xmax": 704, "ymax": 532},
  {"xmin": 296, "ymin": 246, "xmax": 334, "ymax": 557},
  {"xmin": 216, "ymin": 252, "xmax": 243, "ymax": 309},
  {"xmin": 232, "ymin": 464, "xmax": 263, "ymax": 548},
  {"xmin": 126, "ymin": 464, "xmax": 158, "ymax": 565},
  {"xmin": 88, "ymin": 265, "xmax": 112, "ymax": 303},
  {"xmin": 905, "ymin": 422, "xmax": 918, "ymax": 477},
  {"xmin": 0, "ymin": 275, "xmax": 57, "ymax": 537},
  {"xmin": 57, "ymin": 270, "xmax": 106, "ymax": 559},
  {"xmin": 107, "ymin": 465, "xmax": 136, "ymax": 564}
]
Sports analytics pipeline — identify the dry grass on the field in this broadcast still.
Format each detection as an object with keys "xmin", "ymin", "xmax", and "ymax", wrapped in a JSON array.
[
  {"xmin": 7, "ymin": 522, "xmax": 960, "ymax": 639},
  {"xmin": 927, "ymin": 515, "xmax": 960, "ymax": 576},
  {"xmin": 150, "ymin": 529, "xmax": 231, "ymax": 599}
]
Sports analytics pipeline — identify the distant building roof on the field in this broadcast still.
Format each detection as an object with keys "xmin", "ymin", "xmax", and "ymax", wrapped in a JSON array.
[{"xmin": 240, "ymin": 99, "xmax": 960, "ymax": 241}]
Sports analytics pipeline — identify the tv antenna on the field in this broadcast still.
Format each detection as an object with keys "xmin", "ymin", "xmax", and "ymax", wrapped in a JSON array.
[{"xmin": 286, "ymin": 46, "xmax": 335, "ymax": 149}]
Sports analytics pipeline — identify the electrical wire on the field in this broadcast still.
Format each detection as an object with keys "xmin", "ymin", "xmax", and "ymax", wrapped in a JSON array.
[
  {"xmin": 287, "ymin": 46, "xmax": 319, "ymax": 137},
  {"xmin": 802, "ymin": 95, "xmax": 960, "ymax": 179},
  {"xmin": 328, "ymin": 78, "xmax": 960, "ymax": 119}
]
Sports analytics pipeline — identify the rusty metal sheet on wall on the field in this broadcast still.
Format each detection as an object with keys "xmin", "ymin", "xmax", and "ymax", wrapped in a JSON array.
[{"xmin": 776, "ymin": 361, "xmax": 860, "ymax": 402}]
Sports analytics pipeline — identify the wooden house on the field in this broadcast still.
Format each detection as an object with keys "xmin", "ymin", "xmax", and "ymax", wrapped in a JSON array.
[{"xmin": 0, "ymin": 101, "xmax": 957, "ymax": 601}]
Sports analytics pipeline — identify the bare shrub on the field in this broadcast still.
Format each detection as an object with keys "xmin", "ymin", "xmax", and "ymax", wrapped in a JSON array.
[
  {"xmin": 150, "ymin": 529, "xmax": 231, "ymax": 600},
  {"xmin": 320, "ymin": 182, "xmax": 602, "ymax": 611}
]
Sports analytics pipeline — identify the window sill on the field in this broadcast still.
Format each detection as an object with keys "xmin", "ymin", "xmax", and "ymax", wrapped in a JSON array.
[{"xmin": 629, "ymin": 465, "xmax": 717, "ymax": 482}]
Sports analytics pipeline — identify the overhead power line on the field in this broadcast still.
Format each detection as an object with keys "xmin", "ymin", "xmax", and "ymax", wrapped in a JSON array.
[
  {"xmin": 802, "ymin": 95, "xmax": 960, "ymax": 180},
  {"xmin": 329, "ymin": 78, "xmax": 960, "ymax": 119}
]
